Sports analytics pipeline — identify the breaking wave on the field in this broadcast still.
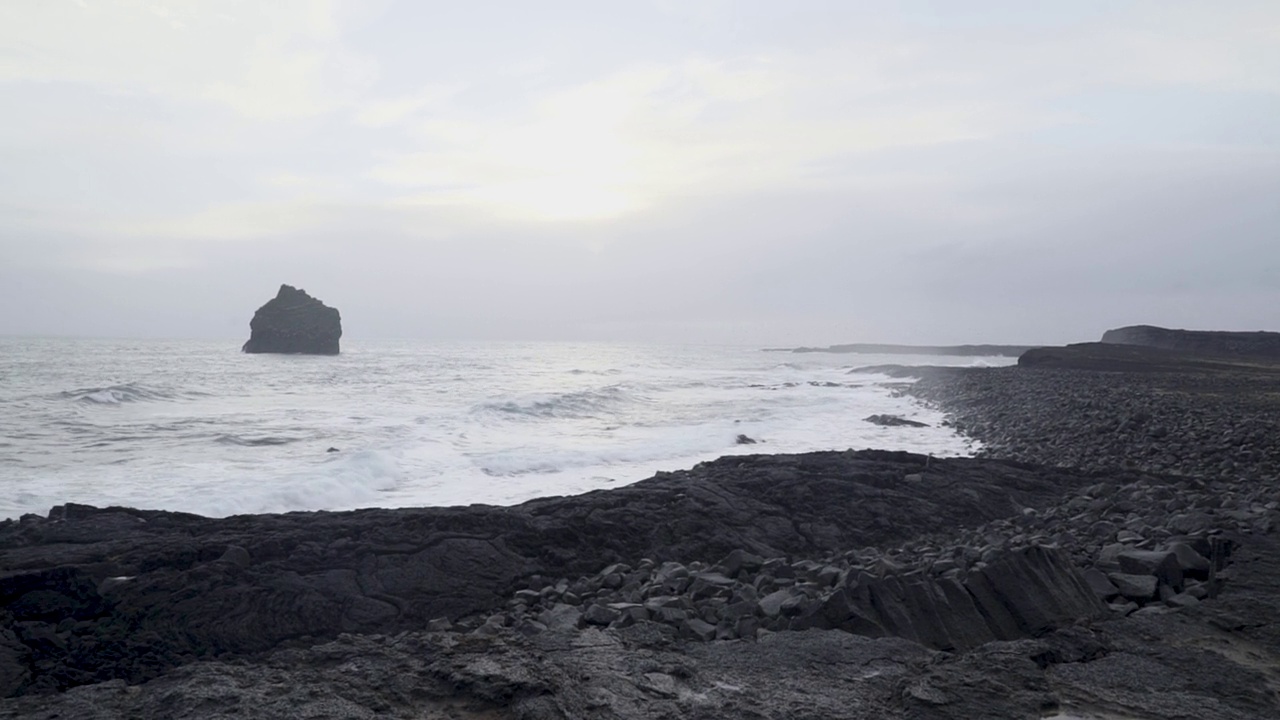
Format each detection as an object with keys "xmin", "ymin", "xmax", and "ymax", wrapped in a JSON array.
[
  {"xmin": 61, "ymin": 384, "xmax": 179, "ymax": 405},
  {"xmin": 478, "ymin": 384, "xmax": 646, "ymax": 419},
  {"xmin": 215, "ymin": 434, "xmax": 303, "ymax": 447}
]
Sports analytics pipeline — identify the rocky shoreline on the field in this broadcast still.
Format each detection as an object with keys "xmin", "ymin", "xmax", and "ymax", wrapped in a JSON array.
[
  {"xmin": 906, "ymin": 363, "xmax": 1280, "ymax": 479},
  {"xmin": 4, "ymin": 360, "xmax": 1280, "ymax": 717}
]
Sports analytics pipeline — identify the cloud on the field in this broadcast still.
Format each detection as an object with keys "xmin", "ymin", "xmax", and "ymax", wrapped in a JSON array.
[
  {"xmin": 367, "ymin": 55, "xmax": 1042, "ymax": 223},
  {"xmin": 352, "ymin": 85, "xmax": 461, "ymax": 127},
  {"xmin": 0, "ymin": 1, "xmax": 1277, "ymax": 342},
  {"xmin": 0, "ymin": 0, "xmax": 375, "ymax": 119}
]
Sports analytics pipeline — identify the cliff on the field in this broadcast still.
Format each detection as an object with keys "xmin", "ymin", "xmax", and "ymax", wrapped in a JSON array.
[{"xmin": 1101, "ymin": 324, "xmax": 1280, "ymax": 358}]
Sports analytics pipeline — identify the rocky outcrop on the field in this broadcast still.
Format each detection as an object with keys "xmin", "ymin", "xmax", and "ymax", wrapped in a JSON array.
[
  {"xmin": 1101, "ymin": 325, "xmax": 1280, "ymax": 358},
  {"xmin": 0, "ymin": 451, "xmax": 1122, "ymax": 697},
  {"xmin": 1, "ymin": 452, "xmax": 1273, "ymax": 718},
  {"xmin": 495, "ymin": 543, "xmax": 1106, "ymax": 652},
  {"xmin": 241, "ymin": 285, "xmax": 341, "ymax": 355}
]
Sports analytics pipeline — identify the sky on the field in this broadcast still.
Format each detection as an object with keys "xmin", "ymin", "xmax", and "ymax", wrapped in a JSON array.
[{"xmin": 1, "ymin": 0, "xmax": 1277, "ymax": 345}]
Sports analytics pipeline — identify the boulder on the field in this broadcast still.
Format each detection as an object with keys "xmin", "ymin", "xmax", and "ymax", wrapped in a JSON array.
[
  {"xmin": 582, "ymin": 603, "xmax": 620, "ymax": 626},
  {"xmin": 680, "ymin": 618, "xmax": 718, "ymax": 641},
  {"xmin": 1082, "ymin": 568, "xmax": 1120, "ymax": 600},
  {"xmin": 0, "ymin": 629, "xmax": 29, "ymax": 697},
  {"xmin": 242, "ymin": 284, "xmax": 342, "ymax": 355},
  {"xmin": 1167, "ymin": 542, "xmax": 1212, "ymax": 578},
  {"xmin": 1108, "ymin": 573, "xmax": 1158, "ymax": 601},
  {"xmin": 1117, "ymin": 550, "xmax": 1183, "ymax": 591},
  {"xmin": 717, "ymin": 549, "xmax": 765, "ymax": 578},
  {"xmin": 758, "ymin": 589, "xmax": 793, "ymax": 619},
  {"xmin": 538, "ymin": 604, "xmax": 583, "ymax": 632},
  {"xmin": 974, "ymin": 545, "xmax": 1107, "ymax": 637},
  {"xmin": 789, "ymin": 546, "xmax": 1106, "ymax": 652}
]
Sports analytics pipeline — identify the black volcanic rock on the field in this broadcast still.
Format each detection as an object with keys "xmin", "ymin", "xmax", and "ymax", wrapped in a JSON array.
[
  {"xmin": 241, "ymin": 285, "xmax": 341, "ymax": 355},
  {"xmin": 1016, "ymin": 342, "xmax": 1280, "ymax": 373},
  {"xmin": 865, "ymin": 414, "xmax": 929, "ymax": 428},
  {"xmin": 1102, "ymin": 324, "xmax": 1280, "ymax": 358},
  {"xmin": 0, "ymin": 452, "xmax": 1113, "ymax": 696}
]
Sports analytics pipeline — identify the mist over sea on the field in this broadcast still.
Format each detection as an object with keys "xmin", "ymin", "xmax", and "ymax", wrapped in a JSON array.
[{"xmin": 0, "ymin": 338, "xmax": 1013, "ymax": 520}]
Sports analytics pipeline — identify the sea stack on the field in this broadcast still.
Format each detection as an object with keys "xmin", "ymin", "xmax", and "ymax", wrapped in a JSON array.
[{"xmin": 242, "ymin": 284, "xmax": 342, "ymax": 355}]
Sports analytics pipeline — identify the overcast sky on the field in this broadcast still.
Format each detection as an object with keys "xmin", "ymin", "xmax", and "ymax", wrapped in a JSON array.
[{"xmin": 1, "ymin": 1, "xmax": 1277, "ymax": 345}]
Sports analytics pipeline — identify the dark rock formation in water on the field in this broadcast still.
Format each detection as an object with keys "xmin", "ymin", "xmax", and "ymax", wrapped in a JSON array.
[
  {"xmin": 241, "ymin": 285, "xmax": 341, "ymax": 355},
  {"xmin": 1102, "ymin": 324, "xmax": 1280, "ymax": 358},
  {"xmin": 865, "ymin": 414, "xmax": 929, "ymax": 428}
]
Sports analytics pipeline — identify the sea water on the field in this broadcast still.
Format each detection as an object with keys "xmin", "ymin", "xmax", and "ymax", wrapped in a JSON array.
[{"xmin": 0, "ymin": 338, "xmax": 1013, "ymax": 519}]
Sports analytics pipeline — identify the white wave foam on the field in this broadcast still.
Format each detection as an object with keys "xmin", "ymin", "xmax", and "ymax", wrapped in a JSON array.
[
  {"xmin": 60, "ymin": 383, "xmax": 207, "ymax": 405},
  {"xmin": 214, "ymin": 450, "xmax": 405, "ymax": 516},
  {"xmin": 214, "ymin": 434, "xmax": 302, "ymax": 447},
  {"xmin": 0, "ymin": 340, "xmax": 1011, "ymax": 520},
  {"xmin": 477, "ymin": 384, "xmax": 644, "ymax": 419}
]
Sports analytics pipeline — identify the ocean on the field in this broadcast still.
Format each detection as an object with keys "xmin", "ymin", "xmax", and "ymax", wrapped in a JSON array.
[{"xmin": 0, "ymin": 338, "xmax": 1013, "ymax": 520}]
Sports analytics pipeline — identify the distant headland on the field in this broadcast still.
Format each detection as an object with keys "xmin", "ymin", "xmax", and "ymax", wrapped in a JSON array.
[
  {"xmin": 1017, "ymin": 325, "xmax": 1280, "ymax": 373},
  {"xmin": 767, "ymin": 343, "xmax": 1037, "ymax": 357}
]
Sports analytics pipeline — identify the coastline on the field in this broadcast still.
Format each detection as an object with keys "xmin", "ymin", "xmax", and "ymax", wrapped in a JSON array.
[{"xmin": 3, "ymin": 359, "xmax": 1279, "ymax": 718}]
